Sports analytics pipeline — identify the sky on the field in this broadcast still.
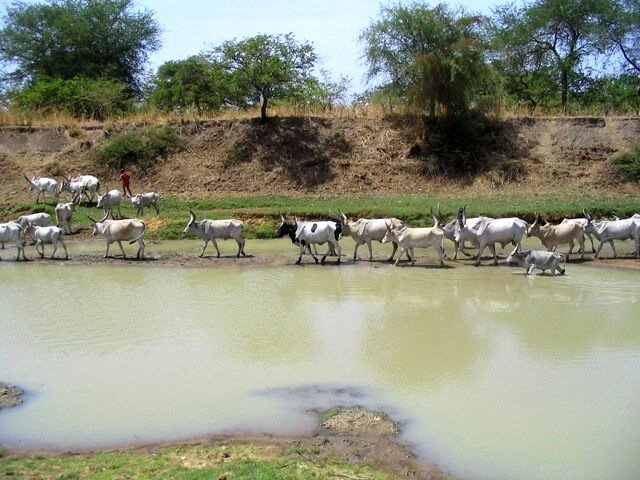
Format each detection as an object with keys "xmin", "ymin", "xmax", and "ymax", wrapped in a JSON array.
[{"xmin": 136, "ymin": 0, "xmax": 497, "ymax": 97}]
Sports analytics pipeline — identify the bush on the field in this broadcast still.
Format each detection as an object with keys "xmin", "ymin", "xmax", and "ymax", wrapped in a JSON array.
[
  {"xmin": 11, "ymin": 76, "xmax": 131, "ymax": 120},
  {"xmin": 93, "ymin": 126, "xmax": 183, "ymax": 171},
  {"xmin": 612, "ymin": 144, "xmax": 640, "ymax": 181}
]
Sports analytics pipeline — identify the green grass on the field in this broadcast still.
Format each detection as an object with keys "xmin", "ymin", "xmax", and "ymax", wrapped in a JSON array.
[
  {"xmin": 0, "ymin": 444, "xmax": 388, "ymax": 479},
  {"xmin": 3, "ymin": 191, "xmax": 640, "ymax": 241}
]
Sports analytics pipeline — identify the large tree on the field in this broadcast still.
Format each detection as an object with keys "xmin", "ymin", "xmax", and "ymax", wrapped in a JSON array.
[
  {"xmin": 359, "ymin": 2, "xmax": 488, "ymax": 116},
  {"xmin": 0, "ymin": 0, "xmax": 161, "ymax": 93},
  {"xmin": 492, "ymin": 0, "xmax": 613, "ymax": 113},
  {"xmin": 209, "ymin": 33, "xmax": 317, "ymax": 121},
  {"xmin": 148, "ymin": 57, "xmax": 236, "ymax": 113},
  {"xmin": 606, "ymin": 0, "xmax": 640, "ymax": 74}
]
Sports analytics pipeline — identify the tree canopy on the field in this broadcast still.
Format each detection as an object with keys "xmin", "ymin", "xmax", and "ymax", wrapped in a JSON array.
[
  {"xmin": 360, "ymin": 2, "xmax": 488, "ymax": 116},
  {"xmin": 0, "ymin": 0, "xmax": 161, "ymax": 93},
  {"xmin": 208, "ymin": 33, "xmax": 317, "ymax": 121}
]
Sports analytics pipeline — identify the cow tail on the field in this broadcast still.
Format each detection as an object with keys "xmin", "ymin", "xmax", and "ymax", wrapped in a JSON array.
[{"xmin": 129, "ymin": 222, "xmax": 146, "ymax": 244}]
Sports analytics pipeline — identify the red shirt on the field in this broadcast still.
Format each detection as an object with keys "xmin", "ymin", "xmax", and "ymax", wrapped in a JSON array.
[{"xmin": 120, "ymin": 172, "xmax": 130, "ymax": 187}]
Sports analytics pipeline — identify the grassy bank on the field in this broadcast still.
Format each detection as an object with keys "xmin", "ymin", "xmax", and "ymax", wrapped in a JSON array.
[
  {"xmin": 5, "ymin": 191, "xmax": 640, "ymax": 241},
  {"xmin": 0, "ymin": 443, "xmax": 388, "ymax": 479}
]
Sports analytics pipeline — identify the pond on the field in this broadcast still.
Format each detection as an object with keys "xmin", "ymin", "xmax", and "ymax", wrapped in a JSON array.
[{"xmin": 1, "ymin": 239, "xmax": 639, "ymax": 480}]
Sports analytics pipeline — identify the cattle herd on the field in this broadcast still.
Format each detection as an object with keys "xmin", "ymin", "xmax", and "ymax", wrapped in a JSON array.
[{"xmin": 1, "ymin": 174, "xmax": 639, "ymax": 275}]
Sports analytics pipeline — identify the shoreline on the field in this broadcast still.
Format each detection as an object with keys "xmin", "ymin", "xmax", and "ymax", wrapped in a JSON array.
[{"xmin": 0, "ymin": 388, "xmax": 454, "ymax": 479}]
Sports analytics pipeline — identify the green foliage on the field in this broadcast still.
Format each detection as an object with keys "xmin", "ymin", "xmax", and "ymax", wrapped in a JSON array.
[
  {"xmin": 490, "ymin": 0, "xmax": 617, "ymax": 113},
  {"xmin": 10, "ymin": 76, "xmax": 130, "ymax": 120},
  {"xmin": 209, "ymin": 33, "xmax": 318, "ymax": 121},
  {"xmin": 93, "ymin": 126, "xmax": 183, "ymax": 171},
  {"xmin": 148, "ymin": 56, "xmax": 239, "ymax": 113},
  {"xmin": 360, "ymin": 2, "xmax": 489, "ymax": 116},
  {"xmin": 0, "ymin": 0, "xmax": 161, "ymax": 93},
  {"xmin": 612, "ymin": 144, "xmax": 640, "ymax": 181}
]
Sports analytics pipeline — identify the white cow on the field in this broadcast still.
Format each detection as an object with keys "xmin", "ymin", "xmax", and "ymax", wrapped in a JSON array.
[
  {"xmin": 527, "ymin": 213, "xmax": 585, "ymax": 259},
  {"xmin": 455, "ymin": 207, "xmax": 527, "ymax": 266},
  {"xmin": 96, "ymin": 189, "xmax": 122, "ymax": 219},
  {"xmin": 507, "ymin": 249, "xmax": 566, "ymax": 275},
  {"xmin": 71, "ymin": 174, "xmax": 100, "ymax": 203},
  {"xmin": 183, "ymin": 209, "xmax": 246, "ymax": 258},
  {"xmin": 339, "ymin": 212, "xmax": 404, "ymax": 261},
  {"xmin": 441, "ymin": 213, "xmax": 495, "ymax": 260},
  {"xmin": 382, "ymin": 216, "xmax": 445, "ymax": 267},
  {"xmin": 0, "ymin": 222, "xmax": 27, "ymax": 261},
  {"xmin": 560, "ymin": 217, "xmax": 596, "ymax": 253},
  {"xmin": 60, "ymin": 176, "xmax": 86, "ymax": 204},
  {"xmin": 23, "ymin": 224, "xmax": 68, "ymax": 259},
  {"xmin": 55, "ymin": 202, "xmax": 76, "ymax": 234},
  {"xmin": 583, "ymin": 210, "xmax": 640, "ymax": 258},
  {"xmin": 131, "ymin": 192, "xmax": 160, "ymax": 217},
  {"xmin": 24, "ymin": 175, "xmax": 59, "ymax": 204},
  {"xmin": 14, "ymin": 212, "xmax": 51, "ymax": 243},
  {"xmin": 87, "ymin": 213, "xmax": 146, "ymax": 259},
  {"xmin": 276, "ymin": 215, "xmax": 341, "ymax": 265}
]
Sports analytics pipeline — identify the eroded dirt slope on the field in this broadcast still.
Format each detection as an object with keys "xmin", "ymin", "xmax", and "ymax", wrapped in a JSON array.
[{"xmin": 1, "ymin": 116, "xmax": 639, "ymax": 214}]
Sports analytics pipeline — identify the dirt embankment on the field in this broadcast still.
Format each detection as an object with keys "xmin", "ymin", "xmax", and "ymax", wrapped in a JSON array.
[{"xmin": 1, "ymin": 116, "xmax": 639, "ymax": 213}]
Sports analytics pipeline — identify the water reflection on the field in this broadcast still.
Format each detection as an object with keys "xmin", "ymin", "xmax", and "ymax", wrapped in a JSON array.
[{"xmin": 1, "ymin": 256, "xmax": 639, "ymax": 480}]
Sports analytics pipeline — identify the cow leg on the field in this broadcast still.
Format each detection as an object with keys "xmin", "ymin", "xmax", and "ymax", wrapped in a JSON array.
[
  {"xmin": 526, "ymin": 264, "xmax": 535, "ymax": 275},
  {"xmin": 104, "ymin": 240, "xmax": 111, "ymax": 258},
  {"xmin": 474, "ymin": 242, "xmax": 486, "ymax": 266},
  {"xmin": 211, "ymin": 239, "xmax": 221, "ymax": 258},
  {"xmin": 60, "ymin": 238, "xmax": 69, "ymax": 259},
  {"xmin": 199, "ymin": 239, "xmax": 209, "ymax": 257},
  {"xmin": 153, "ymin": 203, "xmax": 160, "ymax": 215},
  {"xmin": 387, "ymin": 242, "xmax": 398, "ymax": 262},
  {"xmin": 116, "ymin": 240, "xmax": 127, "ymax": 258},
  {"xmin": 236, "ymin": 238, "xmax": 246, "ymax": 257},
  {"xmin": 365, "ymin": 240, "xmax": 374, "ymax": 261},
  {"xmin": 136, "ymin": 239, "xmax": 145, "ymax": 259}
]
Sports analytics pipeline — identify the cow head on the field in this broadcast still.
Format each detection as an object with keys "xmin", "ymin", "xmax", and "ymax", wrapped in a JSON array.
[
  {"xmin": 86, "ymin": 212, "xmax": 109, "ymax": 234},
  {"xmin": 506, "ymin": 249, "xmax": 531, "ymax": 266},
  {"xmin": 183, "ymin": 209, "xmax": 199, "ymax": 234},
  {"xmin": 276, "ymin": 215, "xmax": 297, "ymax": 243},
  {"xmin": 381, "ymin": 221, "xmax": 398, "ymax": 244}
]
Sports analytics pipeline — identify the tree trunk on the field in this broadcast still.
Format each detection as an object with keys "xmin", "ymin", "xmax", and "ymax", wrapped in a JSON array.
[
  {"xmin": 561, "ymin": 68, "xmax": 569, "ymax": 114},
  {"xmin": 260, "ymin": 96, "xmax": 269, "ymax": 122}
]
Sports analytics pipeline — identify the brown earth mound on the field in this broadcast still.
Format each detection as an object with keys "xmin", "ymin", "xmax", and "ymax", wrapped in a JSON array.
[{"xmin": 1, "ymin": 116, "xmax": 639, "ymax": 213}]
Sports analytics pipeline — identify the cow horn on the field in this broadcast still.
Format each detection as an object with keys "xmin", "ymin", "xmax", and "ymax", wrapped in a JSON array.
[
  {"xmin": 279, "ymin": 214, "xmax": 286, "ymax": 223},
  {"xmin": 188, "ymin": 209, "xmax": 196, "ymax": 223},
  {"xmin": 583, "ymin": 209, "xmax": 591, "ymax": 221},
  {"xmin": 86, "ymin": 214, "xmax": 98, "ymax": 224}
]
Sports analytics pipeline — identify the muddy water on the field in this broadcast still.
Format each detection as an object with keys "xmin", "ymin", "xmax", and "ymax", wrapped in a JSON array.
[{"xmin": 0, "ymin": 241, "xmax": 639, "ymax": 480}]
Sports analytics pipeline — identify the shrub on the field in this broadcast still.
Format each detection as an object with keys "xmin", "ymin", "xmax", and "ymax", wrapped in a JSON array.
[
  {"xmin": 11, "ymin": 76, "xmax": 131, "ymax": 120},
  {"xmin": 612, "ymin": 144, "xmax": 640, "ymax": 181},
  {"xmin": 93, "ymin": 126, "xmax": 183, "ymax": 171}
]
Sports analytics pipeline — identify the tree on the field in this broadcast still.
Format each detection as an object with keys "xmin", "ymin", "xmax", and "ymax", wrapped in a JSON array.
[
  {"xmin": 491, "ymin": 0, "xmax": 613, "ymax": 113},
  {"xmin": 148, "ymin": 57, "xmax": 236, "ymax": 113},
  {"xmin": 0, "ymin": 0, "xmax": 161, "ymax": 93},
  {"xmin": 606, "ymin": 0, "xmax": 640, "ymax": 74},
  {"xmin": 209, "ymin": 33, "xmax": 317, "ymax": 121},
  {"xmin": 359, "ymin": 2, "xmax": 488, "ymax": 116}
]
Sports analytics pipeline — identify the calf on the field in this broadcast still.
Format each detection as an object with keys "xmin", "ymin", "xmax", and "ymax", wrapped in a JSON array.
[
  {"xmin": 131, "ymin": 192, "xmax": 160, "ymax": 217},
  {"xmin": 96, "ymin": 189, "xmax": 122, "ymax": 219},
  {"xmin": 382, "ymin": 216, "xmax": 445, "ymax": 267},
  {"xmin": 87, "ymin": 213, "xmax": 146, "ymax": 259},
  {"xmin": 527, "ymin": 213, "xmax": 585, "ymax": 259},
  {"xmin": 0, "ymin": 222, "xmax": 27, "ymax": 261},
  {"xmin": 55, "ymin": 202, "xmax": 76, "ymax": 234},
  {"xmin": 507, "ymin": 249, "xmax": 566, "ymax": 276},
  {"xmin": 24, "ymin": 224, "xmax": 68, "ymax": 259},
  {"xmin": 14, "ymin": 212, "xmax": 52, "ymax": 243},
  {"xmin": 183, "ymin": 209, "xmax": 246, "ymax": 258},
  {"xmin": 560, "ymin": 217, "xmax": 596, "ymax": 253},
  {"xmin": 339, "ymin": 212, "xmax": 404, "ymax": 261}
]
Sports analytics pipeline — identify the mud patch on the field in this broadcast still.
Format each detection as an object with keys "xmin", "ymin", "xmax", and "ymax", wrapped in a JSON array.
[{"xmin": 0, "ymin": 383, "xmax": 23, "ymax": 410}]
